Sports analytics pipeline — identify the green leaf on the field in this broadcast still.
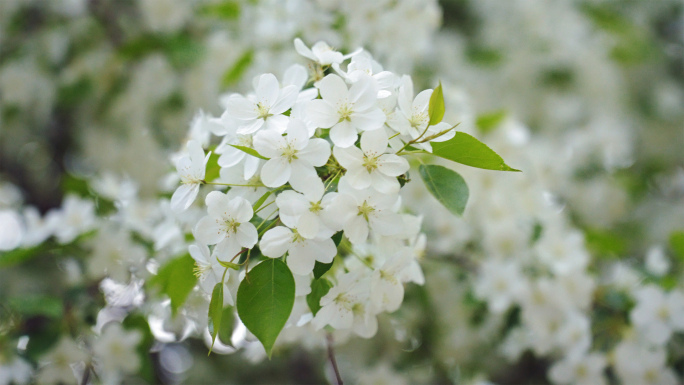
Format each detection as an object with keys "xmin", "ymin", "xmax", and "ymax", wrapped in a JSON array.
[
  {"xmin": 253, "ymin": 191, "xmax": 272, "ymax": 211},
  {"xmin": 428, "ymin": 82, "xmax": 445, "ymax": 126},
  {"xmin": 222, "ymin": 50, "xmax": 254, "ymax": 88},
  {"xmin": 8, "ymin": 295, "xmax": 63, "ymax": 318},
  {"xmin": 236, "ymin": 259, "xmax": 295, "ymax": 358},
  {"xmin": 669, "ymin": 231, "xmax": 684, "ymax": 261},
  {"xmin": 218, "ymin": 307, "xmax": 235, "ymax": 346},
  {"xmin": 204, "ymin": 151, "xmax": 221, "ymax": 182},
  {"xmin": 431, "ymin": 132, "xmax": 521, "ymax": 172},
  {"xmin": 585, "ymin": 228, "xmax": 627, "ymax": 258},
  {"xmin": 208, "ymin": 283, "xmax": 223, "ymax": 352},
  {"xmin": 0, "ymin": 244, "xmax": 46, "ymax": 268},
  {"xmin": 199, "ymin": 1, "xmax": 240, "ymax": 20},
  {"xmin": 306, "ymin": 278, "xmax": 332, "ymax": 316},
  {"xmin": 217, "ymin": 259, "xmax": 241, "ymax": 270},
  {"xmin": 475, "ymin": 110, "xmax": 507, "ymax": 134},
  {"xmin": 230, "ymin": 145, "xmax": 270, "ymax": 160},
  {"xmin": 419, "ymin": 165, "xmax": 469, "ymax": 216},
  {"xmin": 149, "ymin": 254, "xmax": 198, "ymax": 315},
  {"xmin": 313, "ymin": 261, "xmax": 333, "ymax": 280}
]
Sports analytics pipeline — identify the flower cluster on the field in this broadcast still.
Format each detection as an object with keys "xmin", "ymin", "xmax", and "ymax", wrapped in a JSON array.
[{"xmin": 169, "ymin": 39, "xmax": 469, "ymax": 349}]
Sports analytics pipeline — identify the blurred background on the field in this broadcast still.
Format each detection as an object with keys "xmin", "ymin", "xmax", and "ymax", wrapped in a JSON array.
[{"xmin": 1, "ymin": 0, "xmax": 683, "ymax": 384}]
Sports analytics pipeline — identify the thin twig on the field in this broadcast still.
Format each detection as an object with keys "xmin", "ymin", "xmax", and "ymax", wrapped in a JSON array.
[{"xmin": 326, "ymin": 333, "xmax": 343, "ymax": 385}]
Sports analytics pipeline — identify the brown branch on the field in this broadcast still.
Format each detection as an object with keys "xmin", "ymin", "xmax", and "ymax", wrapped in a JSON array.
[{"xmin": 326, "ymin": 332, "xmax": 343, "ymax": 385}]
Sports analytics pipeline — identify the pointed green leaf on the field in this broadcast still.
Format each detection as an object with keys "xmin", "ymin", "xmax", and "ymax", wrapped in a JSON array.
[
  {"xmin": 430, "ymin": 132, "xmax": 521, "ymax": 172},
  {"xmin": 204, "ymin": 151, "xmax": 221, "ymax": 182},
  {"xmin": 230, "ymin": 145, "xmax": 270, "ymax": 160},
  {"xmin": 253, "ymin": 191, "xmax": 272, "ymax": 211},
  {"xmin": 312, "ymin": 261, "xmax": 333, "ymax": 280},
  {"xmin": 218, "ymin": 307, "xmax": 235, "ymax": 346},
  {"xmin": 222, "ymin": 50, "xmax": 254, "ymax": 88},
  {"xmin": 428, "ymin": 82, "xmax": 445, "ymax": 126},
  {"xmin": 669, "ymin": 231, "xmax": 684, "ymax": 261},
  {"xmin": 419, "ymin": 164, "xmax": 469, "ymax": 216},
  {"xmin": 217, "ymin": 259, "xmax": 241, "ymax": 270},
  {"xmin": 149, "ymin": 254, "xmax": 198, "ymax": 315},
  {"xmin": 306, "ymin": 278, "xmax": 333, "ymax": 315},
  {"xmin": 208, "ymin": 283, "xmax": 223, "ymax": 352},
  {"xmin": 236, "ymin": 259, "xmax": 295, "ymax": 358},
  {"xmin": 475, "ymin": 110, "xmax": 507, "ymax": 134}
]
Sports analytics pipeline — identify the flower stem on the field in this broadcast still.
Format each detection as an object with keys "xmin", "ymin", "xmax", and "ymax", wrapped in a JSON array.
[{"xmin": 326, "ymin": 332, "xmax": 343, "ymax": 385}]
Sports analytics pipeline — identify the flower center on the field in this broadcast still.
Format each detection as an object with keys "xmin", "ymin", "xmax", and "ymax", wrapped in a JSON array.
[
  {"xmin": 193, "ymin": 261, "xmax": 211, "ymax": 280},
  {"xmin": 256, "ymin": 102, "xmax": 272, "ymax": 120},
  {"xmin": 223, "ymin": 218, "xmax": 240, "ymax": 234},
  {"xmin": 362, "ymin": 154, "xmax": 379, "ymax": 172},
  {"xmin": 338, "ymin": 102, "xmax": 353, "ymax": 122},
  {"xmin": 292, "ymin": 229, "xmax": 305, "ymax": 243},
  {"xmin": 408, "ymin": 111, "xmax": 427, "ymax": 129},
  {"xmin": 282, "ymin": 143, "xmax": 299, "ymax": 162},
  {"xmin": 357, "ymin": 200, "xmax": 375, "ymax": 221},
  {"xmin": 309, "ymin": 201, "xmax": 322, "ymax": 213}
]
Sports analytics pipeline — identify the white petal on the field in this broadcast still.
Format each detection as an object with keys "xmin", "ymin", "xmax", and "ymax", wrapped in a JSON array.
[
  {"xmin": 256, "ymin": 73, "xmax": 280, "ymax": 107},
  {"xmin": 344, "ymin": 216, "xmax": 369, "ymax": 244},
  {"xmin": 286, "ymin": 119, "xmax": 310, "ymax": 150},
  {"xmin": 283, "ymin": 64, "xmax": 308, "ymax": 89},
  {"xmin": 377, "ymin": 154, "xmax": 409, "ymax": 176},
  {"xmin": 271, "ymin": 85, "xmax": 298, "ymax": 115},
  {"xmin": 170, "ymin": 184, "xmax": 199, "ymax": 212},
  {"xmin": 370, "ymin": 212, "xmax": 403, "ymax": 236},
  {"xmin": 218, "ymin": 146, "xmax": 246, "ymax": 168},
  {"xmin": 261, "ymin": 158, "xmax": 291, "ymax": 187},
  {"xmin": 252, "ymin": 130, "xmax": 285, "ymax": 159},
  {"xmin": 330, "ymin": 121, "xmax": 358, "ymax": 148},
  {"xmin": 244, "ymin": 156, "xmax": 260, "ymax": 180},
  {"xmin": 318, "ymin": 74, "xmax": 348, "ymax": 106},
  {"xmin": 236, "ymin": 119, "xmax": 264, "ymax": 135},
  {"xmin": 351, "ymin": 108, "xmax": 385, "ymax": 132},
  {"xmin": 343, "ymin": 168, "xmax": 372, "ymax": 190},
  {"xmin": 236, "ymin": 222, "xmax": 258, "ymax": 248},
  {"xmin": 333, "ymin": 145, "xmax": 363, "ymax": 169},
  {"xmin": 294, "ymin": 38, "xmax": 316, "ymax": 61},
  {"xmin": 225, "ymin": 95, "xmax": 257, "ymax": 120},
  {"xmin": 214, "ymin": 237, "xmax": 242, "ymax": 259},
  {"xmin": 188, "ymin": 244, "xmax": 210, "ymax": 264},
  {"xmin": 413, "ymin": 89, "xmax": 432, "ymax": 112},
  {"xmin": 194, "ymin": 216, "xmax": 224, "ymax": 245},
  {"xmin": 275, "ymin": 190, "xmax": 309, "ymax": 216},
  {"xmin": 297, "ymin": 212, "xmax": 320, "ymax": 239},
  {"xmin": 307, "ymin": 100, "xmax": 339, "ymax": 128},
  {"xmin": 260, "ymin": 226, "xmax": 292, "ymax": 258},
  {"xmin": 205, "ymin": 191, "xmax": 230, "ymax": 218},
  {"xmin": 227, "ymin": 196, "xmax": 253, "ymax": 223},
  {"xmin": 289, "ymin": 162, "xmax": 324, "ymax": 200},
  {"xmin": 370, "ymin": 172, "xmax": 399, "ymax": 194},
  {"xmin": 287, "ymin": 243, "xmax": 317, "ymax": 275},
  {"xmin": 360, "ymin": 128, "xmax": 388, "ymax": 156},
  {"xmin": 299, "ymin": 138, "xmax": 331, "ymax": 166},
  {"xmin": 264, "ymin": 114, "xmax": 289, "ymax": 133},
  {"xmin": 349, "ymin": 75, "xmax": 377, "ymax": 110}
]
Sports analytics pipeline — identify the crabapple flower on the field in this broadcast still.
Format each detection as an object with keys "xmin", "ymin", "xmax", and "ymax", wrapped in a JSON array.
[
  {"xmin": 630, "ymin": 285, "xmax": 684, "ymax": 345},
  {"xmin": 369, "ymin": 249, "xmax": 414, "ymax": 312},
  {"xmin": 171, "ymin": 140, "xmax": 209, "ymax": 212},
  {"xmin": 294, "ymin": 38, "xmax": 355, "ymax": 66},
  {"xmin": 275, "ymin": 189, "xmax": 336, "ymax": 239},
  {"xmin": 311, "ymin": 272, "xmax": 378, "ymax": 338},
  {"xmin": 253, "ymin": 118, "xmax": 330, "ymax": 198},
  {"xmin": 307, "ymin": 74, "xmax": 385, "ymax": 148},
  {"xmin": 35, "ymin": 337, "xmax": 88, "ymax": 385},
  {"xmin": 387, "ymin": 75, "xmax": 454, "ymax": 150},
  {"xmin": 189, "ymin": 243, "xmax": 238, "ymax": 306},
  {"xmin": 548, "ymin": 352, "xmax": 608, "ymax": 385},
  {"xmin": 93, "ymin": 322, "xmax": 142, "ymax": 381},
  {"xmin": 259, "ymin": 224, "xmax": 336, "ymax": 275},
  {"xmin": 194, "ymin": 192, "xmax": 258, "ymax": 258},
  {"xmin": 325, "ymin": 179, "xmax": 403, "ymax": 244},
  {"xmin": 223, "ymin": 73, "xmax": 298, "ymax": 134},
  {"xmin": 334, "ymin": 129, "xmax": 409, "ymax": 194}
]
